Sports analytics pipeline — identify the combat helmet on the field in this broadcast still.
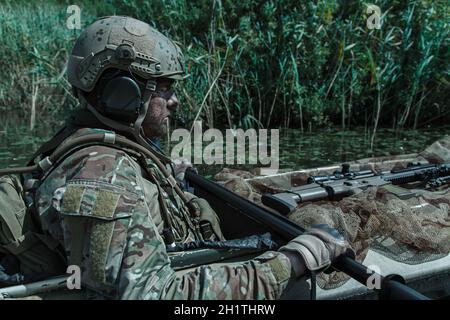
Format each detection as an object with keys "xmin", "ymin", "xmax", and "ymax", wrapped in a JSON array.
[{"xmin": 67, "ymin": 16, "xmax": 185, "ymax": 152}]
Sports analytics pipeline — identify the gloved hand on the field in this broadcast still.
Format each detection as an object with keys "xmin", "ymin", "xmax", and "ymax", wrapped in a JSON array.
[
  {"xmin": 171, "ymin": 158, "xmax": 194, "ymax": 182},
  {"xmin": 279, "ymin": 224, "xmax": 355, "ymax": 277}
]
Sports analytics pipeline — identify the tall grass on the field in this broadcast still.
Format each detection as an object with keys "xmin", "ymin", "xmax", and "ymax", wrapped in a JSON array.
[
  {"xmin": 0, "ymin": 0, "xmax": 448, "ymax": 136},
  {"xmin": 0, "ymin": 1, "xmax": 84, "ymax": 129}
]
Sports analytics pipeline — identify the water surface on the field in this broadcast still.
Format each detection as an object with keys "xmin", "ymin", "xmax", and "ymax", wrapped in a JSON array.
[{"xmin": 0, "ymin": 115, "xmax": 448, "ymax": 176}]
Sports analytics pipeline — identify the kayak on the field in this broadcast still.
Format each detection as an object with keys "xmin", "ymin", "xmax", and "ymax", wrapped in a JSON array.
[
  {"xmin": 209, "ymin": 136, "xmax": 450, "ymax": 299},
  {"xmin": 2, "ymin": 137, "xmax": 448, "ymax": 300},
  {"xmin": 1, "ymin": 163, "xmax": 431, "ymax": 300}
]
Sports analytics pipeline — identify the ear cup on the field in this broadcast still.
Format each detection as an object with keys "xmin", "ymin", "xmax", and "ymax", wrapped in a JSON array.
[{"xmin": 100, "ymin": 76, "xmax": 142, "ymax": 122}]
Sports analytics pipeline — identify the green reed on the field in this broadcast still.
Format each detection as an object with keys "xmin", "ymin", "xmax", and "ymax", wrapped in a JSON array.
[{"xmin": 0, "ymin": 0, "xmax": 448, "ymax": 140}]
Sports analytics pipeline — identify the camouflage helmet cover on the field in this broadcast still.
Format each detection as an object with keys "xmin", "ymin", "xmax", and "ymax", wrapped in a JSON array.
[{"xmin": 68, "ymin": 16, "xmax": 186, "ymax": 92}]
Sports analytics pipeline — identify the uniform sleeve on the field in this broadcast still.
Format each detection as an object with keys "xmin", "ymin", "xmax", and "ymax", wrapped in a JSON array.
[
  {"xmin": 120, "ymin": 198, "xmax": 293, "ymax": 299},
  {"xmin": 57, "ymin": 145, "xmax": 293, "ymax": 299}
]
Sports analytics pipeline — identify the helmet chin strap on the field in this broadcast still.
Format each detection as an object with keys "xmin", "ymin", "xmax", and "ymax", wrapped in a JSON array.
[{"xmin": 78, "ymin": 80, "xmax": 172, "ymax": 163}]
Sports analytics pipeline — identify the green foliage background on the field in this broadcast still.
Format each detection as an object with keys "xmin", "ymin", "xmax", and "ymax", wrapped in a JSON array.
[{"xmin": 0, "ymin": 0, "xmax": 448, "ymax": 131}]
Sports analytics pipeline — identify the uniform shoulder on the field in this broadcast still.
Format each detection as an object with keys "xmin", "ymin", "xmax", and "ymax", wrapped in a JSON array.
[
  {"xmin": 59, "ymin": 127, "xmax": 138, "ymax": 162},
  {"xmin": 51, "ymin": 128, "xmax": 144, "ymax": 191}
]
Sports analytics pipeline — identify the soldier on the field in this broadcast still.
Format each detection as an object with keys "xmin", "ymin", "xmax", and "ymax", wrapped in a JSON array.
[{"xmin": 31, "ymin": 16, "xmax": 354, "ymax": 299}]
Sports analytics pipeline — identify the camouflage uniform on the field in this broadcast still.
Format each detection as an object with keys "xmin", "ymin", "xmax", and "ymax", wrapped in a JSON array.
[{"xmin": 34, "ymin": 128, "xmax": 292, "ymax": 299}]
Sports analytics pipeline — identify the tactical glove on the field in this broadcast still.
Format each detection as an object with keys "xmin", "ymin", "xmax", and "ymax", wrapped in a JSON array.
[{"xmin": 280, "ymin": 224, "xmax": 355, "ymax": 277}]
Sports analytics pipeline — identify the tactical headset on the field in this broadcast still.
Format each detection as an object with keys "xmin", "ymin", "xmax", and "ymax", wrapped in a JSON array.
[
  {"xmin": 85, "ymin": 68, "xmax": 154, "ymax": 124},
  {"xmin": 93, "ymin": 69, "xmax": 184, "ymax": 128},
  {"xmin": 100, "ymin": 75, "xmax": 144, "ymax": 123},
  {"xmin": 75, "ymin": 68, "xmax": 171, "ymax": 159}
]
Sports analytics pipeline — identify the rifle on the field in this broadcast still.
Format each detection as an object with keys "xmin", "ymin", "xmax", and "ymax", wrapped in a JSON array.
[
  {"xmin": 262, "ymin": 162, "xmax": 450, "ymax": 216},
  {"xmin": 0, "ymin": 276, "xmax": 68, "ymax": 299},
  {"xmin": 185, "ymin": 170, "xmax": 430, "ymax": 300}
]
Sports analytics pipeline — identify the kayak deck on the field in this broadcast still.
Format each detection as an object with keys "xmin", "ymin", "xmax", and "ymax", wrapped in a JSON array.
[{"xmin": 211, "ymin": 150, "xmax": 450, "ymax": 299}]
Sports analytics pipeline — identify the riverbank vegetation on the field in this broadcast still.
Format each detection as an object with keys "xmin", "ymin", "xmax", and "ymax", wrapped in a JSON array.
[{"xmin": 0, "ymin": 0, "xmax": 448, "ymax": 138}]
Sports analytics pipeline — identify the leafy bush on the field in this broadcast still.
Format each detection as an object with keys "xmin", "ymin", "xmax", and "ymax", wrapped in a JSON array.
[{"xmin": 0, "ymin": 0, "xmax": 448, "ymax": 132}]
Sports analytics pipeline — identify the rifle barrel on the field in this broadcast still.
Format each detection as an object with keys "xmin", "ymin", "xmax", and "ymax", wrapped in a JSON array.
[{"xmin": 0, "ymin": 276, "xmax": 68, "ymax": 299}]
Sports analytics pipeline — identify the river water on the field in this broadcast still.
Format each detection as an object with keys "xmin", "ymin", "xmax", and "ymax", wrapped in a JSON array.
[{"xmin": 0, "ymin": 115, "xmax": 448, "ymax": 176}]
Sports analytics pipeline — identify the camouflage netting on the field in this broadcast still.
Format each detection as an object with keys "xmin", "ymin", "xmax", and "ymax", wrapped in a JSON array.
[{"xmin": 214, "ymin": 135, "xmax": 450, "ymax": 289}]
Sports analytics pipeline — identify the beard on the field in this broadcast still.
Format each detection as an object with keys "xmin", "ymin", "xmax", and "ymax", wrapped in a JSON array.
[
  {"xmin": 142, "ymin": 98, "xmax": 170, "ymax": 138},
  {"xmin": 142, "ymin": 118, "xmax": 169, "ymax": 138},
  {"xmin": 158, "ymin": 117, "xmax": 170, "ymax": 135}
]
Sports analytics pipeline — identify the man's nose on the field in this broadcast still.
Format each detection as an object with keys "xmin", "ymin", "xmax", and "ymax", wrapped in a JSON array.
[{"xmin": 167, "ymin": 93, "xmax": 179, "ymax": 111}]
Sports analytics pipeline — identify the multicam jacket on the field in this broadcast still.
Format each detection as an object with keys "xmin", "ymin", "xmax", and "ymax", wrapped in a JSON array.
[{"xmin": 34, "ymin": 128, "xmax": 293, "ymax": 299}]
